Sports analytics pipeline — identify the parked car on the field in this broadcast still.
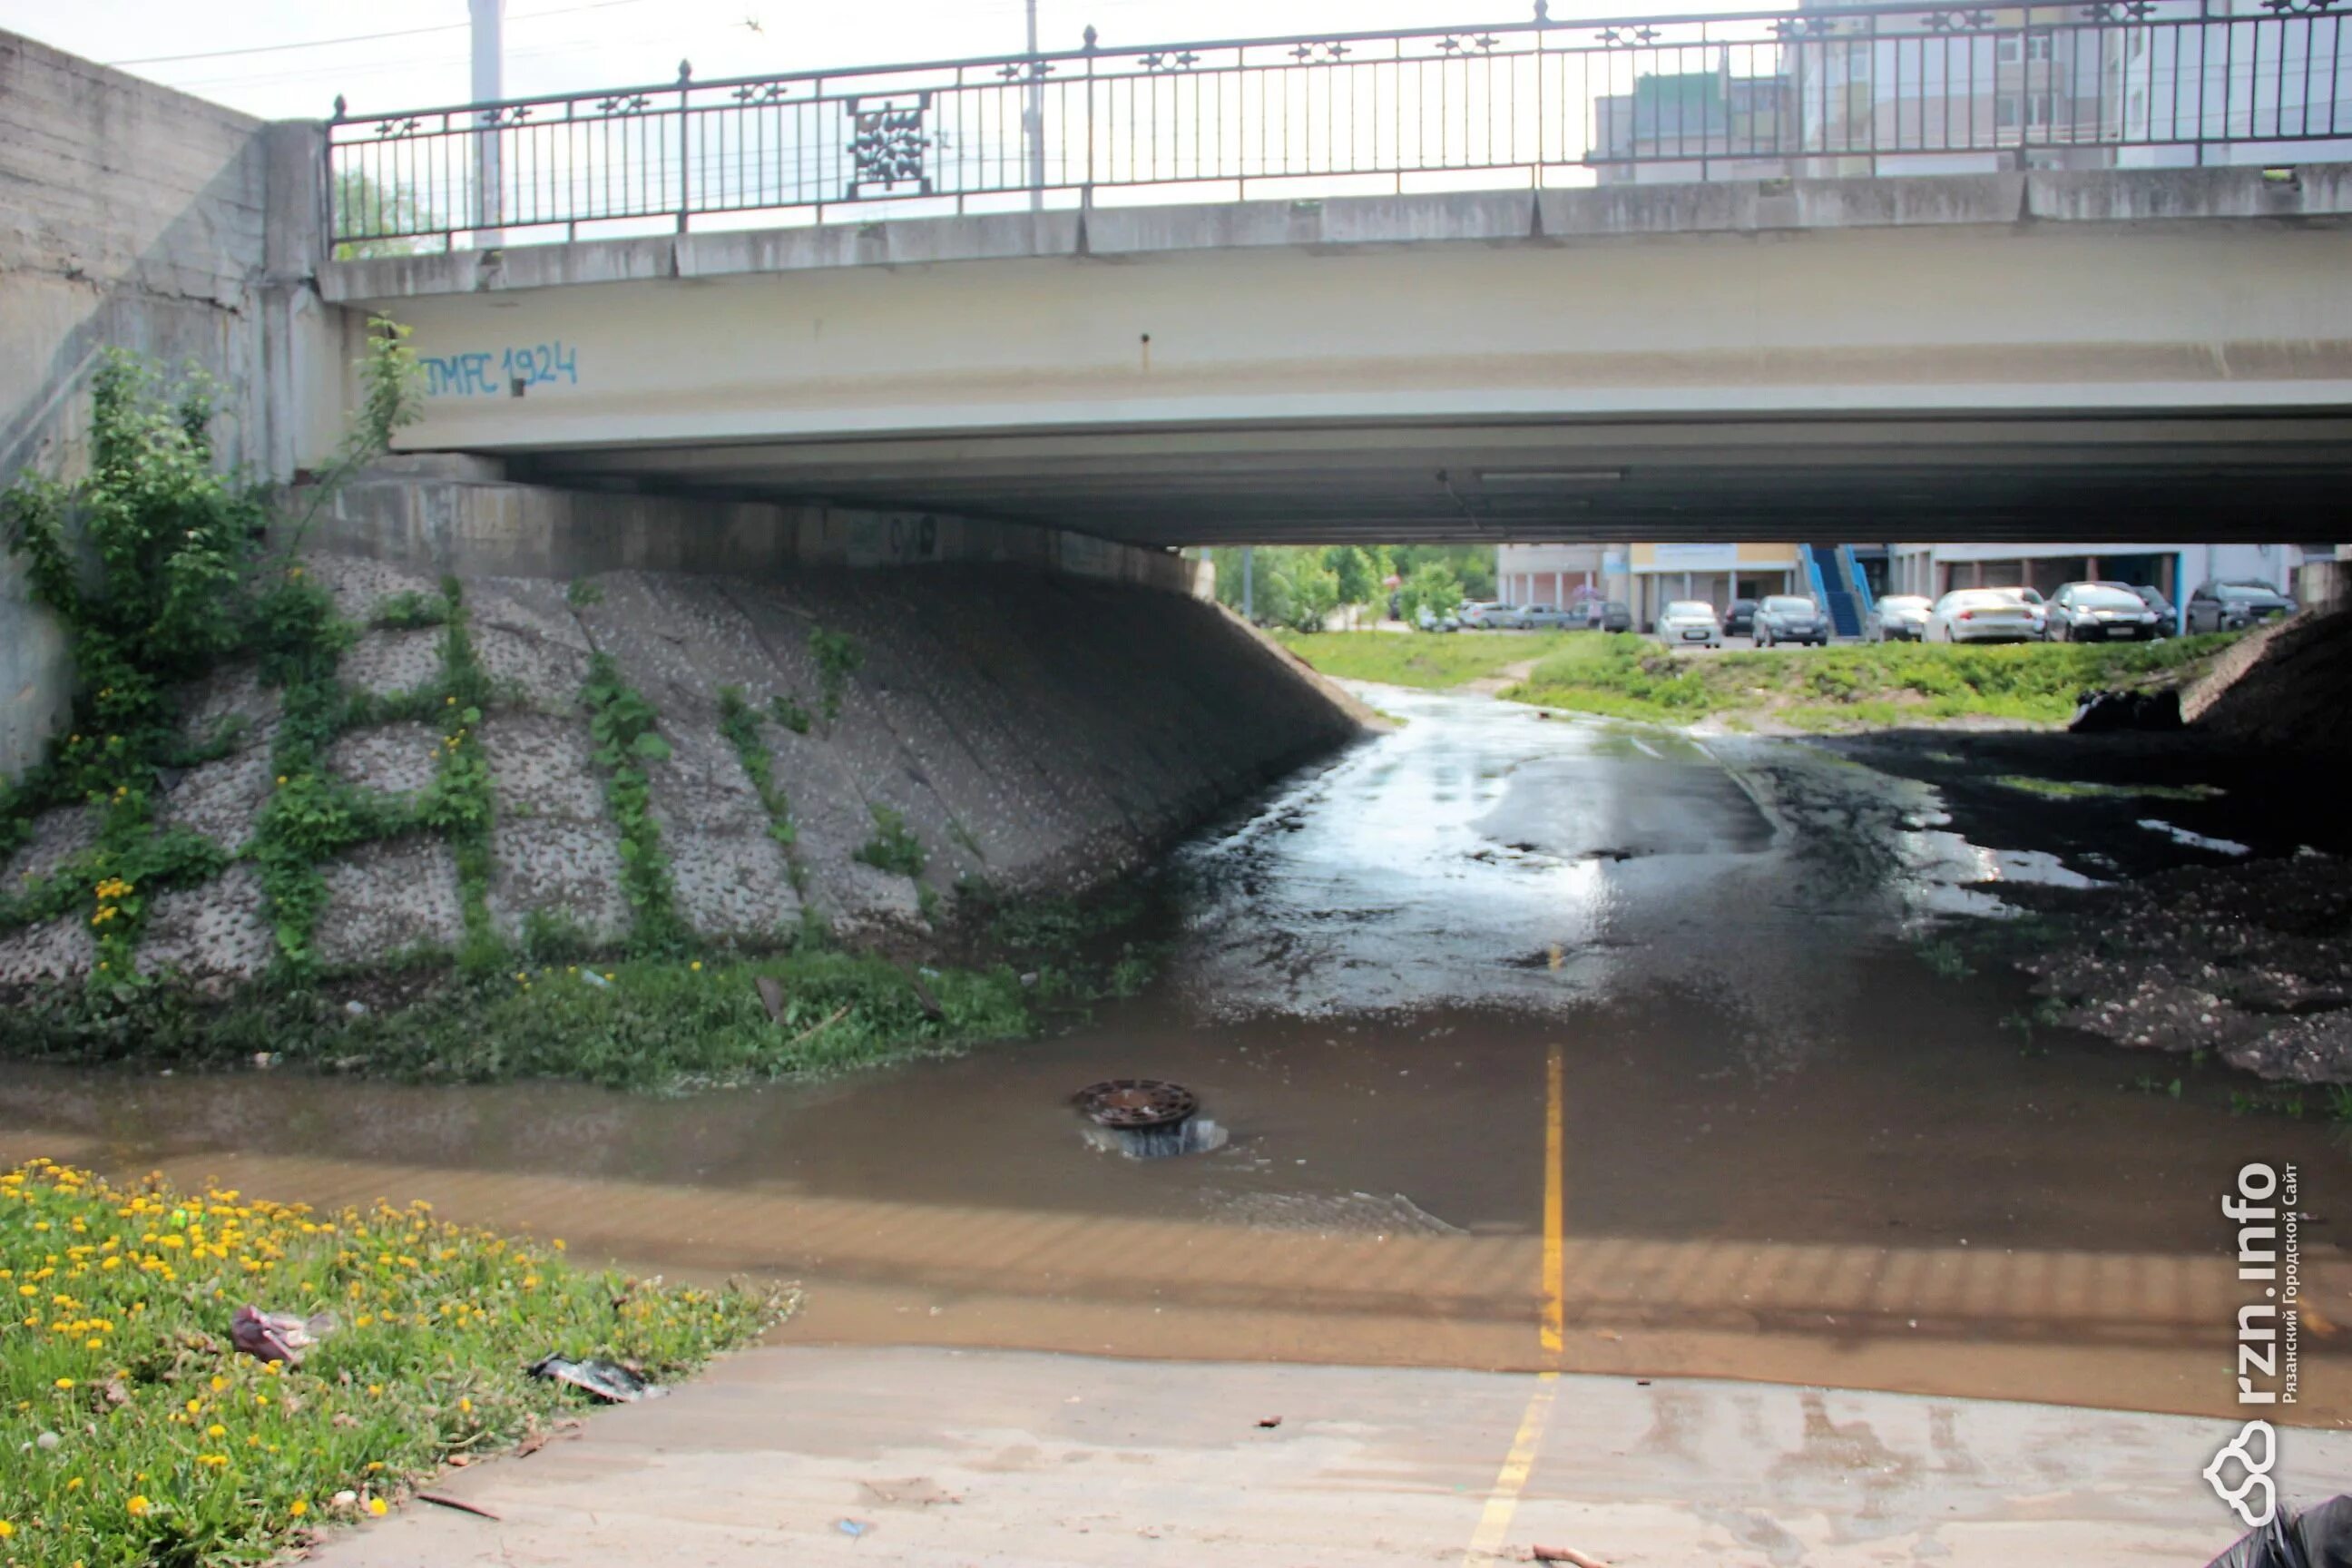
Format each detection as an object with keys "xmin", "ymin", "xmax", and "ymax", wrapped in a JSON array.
[
  {"xmin": 2107, "ymin": 583, "xmax": 2176, "ymax": 636},
  {"xmin": 1867, "ymin": 593, "xmax": 1934, "ymax": 642},
  {"xmin": 1522, "ymin": 604, "xmax": 1581, "ymax": 631},
  {"xmin": 1985, "ymin": 585, "xmax": 2049, "ymax": 639},
  {"xmin": 1598, "ymin": 601, "xmax": 1633, "ymax": 633},
  {"xmin": 2046, "ymin": 581, "xmax": 2164, "ymax": 642},
  {"xmin": 1414, "ymin": 606, "xmax": 1460, "ymax": 632},
  {"xmin": 1461, "ymin": 602, "xmax": 1529, "ymax": 630},
  {"xmin": 1722, "ymin": 598, "xmax": 1759, "ymax": 638},
  {"xmin": 2186, "ymin": 581, "xmax": 2298, "ymax": 634},
  {"xmin": 1655, "ymin": 599, "xmax": 1723, "ymax": 649},
  {"xmin": 1926, "ymin": 588, "xmax": 2042, "ymax": 643},
  {"xmin": 1752, "ymin": 594, "xmax": 1828, "ymax": 648}
]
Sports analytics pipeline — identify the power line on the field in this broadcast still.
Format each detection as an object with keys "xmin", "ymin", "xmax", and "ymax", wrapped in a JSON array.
[{"xmin": 108, "ymin": 0, "xmax": 650, "ymax": 68}]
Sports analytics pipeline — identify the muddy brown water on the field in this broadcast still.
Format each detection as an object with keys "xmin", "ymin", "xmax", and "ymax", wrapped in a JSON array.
[{"xmin": 4, "ymin": 685, "xmax": 2345, "ymax": 1424}]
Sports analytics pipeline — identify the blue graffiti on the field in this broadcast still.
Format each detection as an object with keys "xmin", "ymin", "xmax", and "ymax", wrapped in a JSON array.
[{"xmin": 423, "ymin": 342, "xmax": 580, "ymax": 397}]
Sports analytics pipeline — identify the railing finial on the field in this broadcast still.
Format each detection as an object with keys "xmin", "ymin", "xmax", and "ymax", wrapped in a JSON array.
[
  {"xmin": 678, "ymin": 59, "xmax": 693, "ymax": 83},
  {"xmin": 331, "ymin": 93, "xmax": 347, "ymax": 121},
  {"xmin": 1083, "ymin": 24, "xmax": 1098, "ymax": 50},
  {"xmin": 1534, "ymin": 0, "xmax": 1550, "ymax": 22}
]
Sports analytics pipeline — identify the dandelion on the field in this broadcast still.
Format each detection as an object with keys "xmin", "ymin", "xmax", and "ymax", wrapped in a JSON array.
[
  {"xmin": 0, "ymin": 1520, "xmax": 14, "ymax": 1538},
  {"xmin": 290, "ymin": 1499, "xmax": 308, "ymax": 1517},
  {"xmin": 53, "ymin": 1377, "xmax": 73, "ymax": 1389},
  {"xmin": 691, "ymin": 960, "xmax": 703, "ymax": 971},
  {"xmin": 127, "ymin": 1496, "xmax": 151, "ymax": 1516},
  {"xmin": 458, "ymin": 1396, "xmax": 473, "ymax": 1413},
  {"xmin": 368, "ymin": 1497, "xmax": 388, "ymax": 1517},
  {"xmin": 206, "ymin": 1423, "xmax": 226, "ymax": 1438}
]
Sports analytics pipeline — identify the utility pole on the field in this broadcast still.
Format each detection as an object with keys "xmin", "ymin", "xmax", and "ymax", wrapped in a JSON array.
[
  {"xmin": 471, "ymin": 0, "xmax": 505, "ymax": 246},
  {"xmin": 1242, "ymin": 546, "xmax": 1255, "ymax": 622},
  {"xmin": 1024, "ymin": 0, "xmax": 1045, "ymax": 208}
]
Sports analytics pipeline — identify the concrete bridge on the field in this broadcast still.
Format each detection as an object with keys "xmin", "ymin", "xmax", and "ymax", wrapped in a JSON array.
[{"xmin": 327, "ymin": 169, "xmax": 2352, "ymax": 547}]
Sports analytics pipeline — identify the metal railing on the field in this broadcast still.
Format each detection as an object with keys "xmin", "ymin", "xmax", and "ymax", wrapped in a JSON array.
[{"xmin": 327, "ymin": 0, "xmax": 2352, "ymax": 249}]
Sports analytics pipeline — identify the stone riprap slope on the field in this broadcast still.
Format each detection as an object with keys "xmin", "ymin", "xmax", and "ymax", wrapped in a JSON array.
[{"xmin": 0, "ymin": 556, "xmax": 1358, "ymax": 985}]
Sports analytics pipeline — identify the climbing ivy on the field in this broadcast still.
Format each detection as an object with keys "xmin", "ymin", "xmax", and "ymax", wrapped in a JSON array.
[
  {"xmin": 582, "ymin": 652, "xmax": 685, "ymax": 954},
  {"xmin": 410, "ymin": 583, "xmax": 500, "ymax": 973}
]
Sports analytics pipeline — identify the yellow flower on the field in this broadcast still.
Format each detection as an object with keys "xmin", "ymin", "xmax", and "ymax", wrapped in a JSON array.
[
  {"xmin": 0, "ymin": 1519, "xmax": 14, "ymax": 1538},
  {"xmin": 206, "ymin": 1423, "xmax": 226, "ymax": 1438},
  {"xmin": 66, "ymin": 1477, "xmax": 83, "ymax": 1491},
  {"xmin": 289, "ymin": 1499, "xmax": 308, "ymax": 1517},
  {"xmin": 53, "ymin": 1377, "xmax": 73, "ymax": 1389},
  {"xmin": 276, "ymin": 775, "xmax": 288, "ymax": 786},
  {"xmin": 368, "ymin": 1497, "xmax": 388, "ymax": 1517},
  {"xmin": 127, "ymin": 1496, "xmax": 151, "ymax": 1516}
]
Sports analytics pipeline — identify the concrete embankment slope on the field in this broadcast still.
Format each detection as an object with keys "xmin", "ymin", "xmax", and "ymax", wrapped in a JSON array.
[{"xmin": 0, "ymin": 555, "xmax": 1360, "ymax": 984}]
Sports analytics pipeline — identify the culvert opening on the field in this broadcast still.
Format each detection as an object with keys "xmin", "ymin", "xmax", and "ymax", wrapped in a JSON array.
[{"xmin": 1073, "ymin": 1078, "xmax": 1228, "ymax": 1160}]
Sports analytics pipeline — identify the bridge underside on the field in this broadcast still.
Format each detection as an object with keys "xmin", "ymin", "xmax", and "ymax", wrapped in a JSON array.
[{"xmin": 514, "ymin": 412, "xmax": 2352, "ymax": 547}]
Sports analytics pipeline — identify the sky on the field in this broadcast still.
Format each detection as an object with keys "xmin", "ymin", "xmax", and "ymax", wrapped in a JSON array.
[{"xmin": 0, "ymin": 0, "xmax": 1670, "ymax": 122}]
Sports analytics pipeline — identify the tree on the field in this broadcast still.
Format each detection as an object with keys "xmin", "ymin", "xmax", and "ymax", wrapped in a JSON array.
[
  {"xmin": 1327, "ymin": 546, "xmax": 1378, "ymax": 624},
  {"xmin": 1271, "ymin": 552, "xmax": 1341, "ymax": 632},
  {"xmin": 332, "ymin": 171, "xmax": 436, "ymax": 260},
  {"xmin": 1398, "ymin": 562, "xmax": 1465, "ymax": 627}
]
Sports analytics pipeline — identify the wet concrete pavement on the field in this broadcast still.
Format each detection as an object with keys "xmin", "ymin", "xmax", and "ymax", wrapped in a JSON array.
[
  {"xmin": 4, "ymin": 684, "xmax": 2347, "ymax": 1442},
  {"xmin": 305, "ymin": 1345, "xmax": 2347, "ymax": 1568}
]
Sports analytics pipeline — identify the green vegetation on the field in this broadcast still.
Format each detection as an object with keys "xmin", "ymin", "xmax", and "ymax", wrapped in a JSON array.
[
  {"xmin": 1484, "ymin": 632, "xmax": 2239, "ymax": 727},
  {"xmin": 768, "ymin": 692, "xmax": 813, "ymax": 735},
  {"xmin": 1201, "ymin": 544, "xmax": 1496, "ymax": 631},
  {"xmin": 1990, "ymin": 776, "xmax": 2227, "ymax": 802},
  {"xmin": 1271, "ymin": 630, "xmax": 1581, "ymax": 689},
  {"xmin": 0, "ymin": 1157, "xmax": 786, "ymax": 1567},
  {"xmin": 0, "ymin": 324, "xmax": 423, "ymax": 985},
  {"xmin": 854, "ymin": 805, "xmax": 926, "ymax": 878},
  {"xmin": 580, "ymin": 653, "xmax": 684, "ymax": 954},
  {"xmin": 1, "ymin": 949, "xmax": 1040, "ymax": 1093},
  {"xmin": 716, "ymin": 686, "xmax": 796, "ymax": 848},
  {"xmin": 564, "ymin": 577, "xmax": 604, "ymax": 610},
  {"xmin": 808, "ymin": 629, "xmax": 862, "ymax": 724},
  {"xmin": 368, "ymin": 589, "xmax": 450, "ymax": 631}
]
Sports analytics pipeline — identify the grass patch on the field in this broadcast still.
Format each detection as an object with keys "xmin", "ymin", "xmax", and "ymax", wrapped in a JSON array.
[
  {"xmin": 1272, "ymin": 630, "xmax": 1583, "ymax": 689},
  {"xmin": 0, "ymin": 1157, "xmax": 786, "ymax": 1567},
  {"xmin": 854, "ymin": 806, "xmax": 926, "ymax": 879},
  {"xmin": 1499, "ymin": 632, "xmax": 2240, "ymax": 728},
  {"xmin": 0, "ymin": 951, "xmax": 1036, "ymax": 1093},
  {"xmin": 1990, "ymin": 776, "xmax": 2227, "ymax": 802}
]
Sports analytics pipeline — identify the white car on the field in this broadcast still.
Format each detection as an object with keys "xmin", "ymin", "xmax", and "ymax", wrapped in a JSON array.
[
  {"xmin": 1925, "ymin": 589, "xmax": 2043, "ymax": 643},
  {"xmin": 1459, "ymin": 602, "xmax": 1520, "ymax": 629},
  {"xmin": 1655, "ymin": 599, "xmax": 1723, "ymax": 649},
  {"xmin": 1867, "ymin": 594, "xmax": 1933, "ymax": 642}
]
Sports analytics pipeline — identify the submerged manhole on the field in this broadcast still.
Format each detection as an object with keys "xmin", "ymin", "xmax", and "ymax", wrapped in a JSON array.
[
  {"xmin": 1074, "ymin": 1079, "xmax": 1199, "ymax": 1129},
  {"xmin": 1073, "ymin": 1079, "xmax": 1226, "ymax": 1160}
]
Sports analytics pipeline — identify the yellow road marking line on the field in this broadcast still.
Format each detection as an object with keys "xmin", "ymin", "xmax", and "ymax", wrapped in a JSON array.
[
  {"xmin": 1541, "ymin": 1044, "xmax": 1565, "ymax": 1354},
  {"xmin": 1462, "ymin": 1370, "xmax": 1560, "ymax": 1565}
]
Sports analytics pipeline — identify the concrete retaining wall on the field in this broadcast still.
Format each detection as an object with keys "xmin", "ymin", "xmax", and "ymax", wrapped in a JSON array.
[
  {"xmin": 0, "ymin": 553, "xmax": 1360, "ymax": 985},
  {"xmin": 0, "ymin": 29, "xmax": 333, "ymax": 780},
  {"xmin": 299, "ymin": 462, "xmax": 1208, "ymax": 596}
]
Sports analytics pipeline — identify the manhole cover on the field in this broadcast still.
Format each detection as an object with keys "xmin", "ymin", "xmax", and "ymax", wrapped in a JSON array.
[{"xmin": 1074, "ymin": 1079, "xmax": 1198, "ymax": 1129}]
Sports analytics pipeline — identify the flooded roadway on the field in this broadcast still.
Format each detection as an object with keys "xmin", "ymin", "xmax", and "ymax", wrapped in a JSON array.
[{"xmin": 3, "ymin": 684, "xmax": 2346, "ymax": 1425}]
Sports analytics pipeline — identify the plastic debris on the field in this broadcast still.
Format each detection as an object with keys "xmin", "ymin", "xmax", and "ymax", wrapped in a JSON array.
[
  {"xmin": 836, "ymin": 1518, "xmax": 875, "ymax": 1539},
  {"xmin": 581, "ymin": 969, "xmax": 613, "ymax": 989},
  {"xmin": 230, "ymin": 1305, "xmax": 338, "ymax": 1366},
  {"xmin": 526, "ymin": 1354, "xmax": 663, "ymax": 1403},
  {"xmin": 755, "ymin": 975, "xmax": 787, "ymax": 1023},
  {"xmin": 1256, "ymin": 1416, "xmax": 1282, "ymax": 1429}
]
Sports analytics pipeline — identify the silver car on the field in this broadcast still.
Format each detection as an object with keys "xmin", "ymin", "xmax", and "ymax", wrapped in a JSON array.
[
  {"xmin": 1926, "ymin": 588, "xmax": 2042, "ymax": 643},
  {"xmin": 1521, "ymin": 604, "xmax": 1580, "ymax": 631},
  {"xmin": 1655, "ymin": 599, "xmax": 1723, "ymax": 649},
  {"xmin": 1867, "ymin": 594, "xmax": 1933, "ymax": 642}
]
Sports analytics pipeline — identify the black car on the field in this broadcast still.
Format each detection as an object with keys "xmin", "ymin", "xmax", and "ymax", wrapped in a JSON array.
[
  {"xmin": 1751, "ymin": 593, "xmax": 1828, "ymax": 647},
  {"xmin": 2046, "ymin": 581, "xmax": 2163, "ymax": 642},
  {"xmin": 1723, "ymin": 597, "xmax": 1759, "ymax": 637},
  {"xmin": 2186, "ymin": 581, "xmax": 2298, "ymax": 634},
  {"xmin": 1598, "ymin": 600, "xmax": 1632, "ymax": 633}
]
